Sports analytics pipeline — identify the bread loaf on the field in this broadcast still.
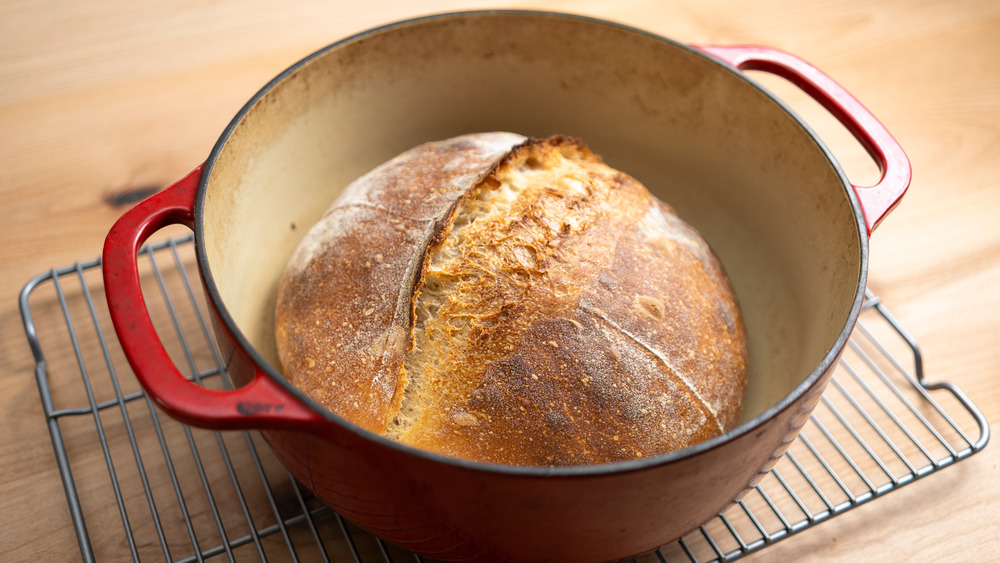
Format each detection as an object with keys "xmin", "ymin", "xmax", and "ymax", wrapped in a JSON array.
[{"xmin": 275, "ymin": 132, "xmax": 748, "ymax": 466}]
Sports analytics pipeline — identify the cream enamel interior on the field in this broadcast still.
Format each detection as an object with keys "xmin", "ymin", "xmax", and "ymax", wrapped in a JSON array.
[{"xmin": 201, "ymin": 13, "xmax": 862, "ymax": 424}]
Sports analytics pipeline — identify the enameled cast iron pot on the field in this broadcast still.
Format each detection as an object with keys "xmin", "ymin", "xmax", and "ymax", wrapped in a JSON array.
[{"xmin": 103, "ymin": 11, "xmax": 909, "ymax": 562}]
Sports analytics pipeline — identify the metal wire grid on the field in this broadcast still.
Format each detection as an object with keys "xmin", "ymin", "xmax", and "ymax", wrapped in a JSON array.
[{"xmin": 19, "ymin": 234, "xmax": 989, "ymax": 563}]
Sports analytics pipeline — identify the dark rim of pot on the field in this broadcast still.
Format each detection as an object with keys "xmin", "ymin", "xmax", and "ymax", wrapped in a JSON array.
[{"xmin": 195, "ymin": 9, "xmax": 869, "ymax": 477}]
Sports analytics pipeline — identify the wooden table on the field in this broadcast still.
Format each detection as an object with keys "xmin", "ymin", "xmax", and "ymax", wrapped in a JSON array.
[{"xmin": 2, "ymin": 1, "xmax": 997, "ymax": 561}]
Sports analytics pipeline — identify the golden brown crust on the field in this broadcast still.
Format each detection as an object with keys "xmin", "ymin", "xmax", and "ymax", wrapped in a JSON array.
[
  {"xmin": 276, "ymin": 133, "xmax": 748, "ymax": 465},
  {"xmin": 275, "ymin": 132, "xmax": 527, "ymax": 432}
]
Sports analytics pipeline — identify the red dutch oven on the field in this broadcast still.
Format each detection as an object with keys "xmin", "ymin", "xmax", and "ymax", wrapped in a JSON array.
[{"xmin": 103, "ymin": 11, "xmax": 909, "ymax": 562}]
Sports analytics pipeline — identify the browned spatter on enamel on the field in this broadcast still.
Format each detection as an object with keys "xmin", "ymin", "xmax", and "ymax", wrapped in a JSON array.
[{"xmin": 275, "ymin": 133, "xmax": 748, "ymax": 466}]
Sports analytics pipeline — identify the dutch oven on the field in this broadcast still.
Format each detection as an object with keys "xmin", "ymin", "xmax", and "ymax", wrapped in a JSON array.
[{"xmin": 102, "ymin": 11, "xmax": 909, "ymax": 562}]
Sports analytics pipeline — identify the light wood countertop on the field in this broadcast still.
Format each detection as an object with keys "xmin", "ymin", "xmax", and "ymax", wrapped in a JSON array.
[{"xmin": 2, "ymin": 1, "xmax": 997, "ymax": 561}]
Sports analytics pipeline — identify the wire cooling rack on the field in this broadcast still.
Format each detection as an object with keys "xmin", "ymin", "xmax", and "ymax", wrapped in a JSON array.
[{"xmin": 20, "ymin": 234, "xmax": 989, "ymax": 562}]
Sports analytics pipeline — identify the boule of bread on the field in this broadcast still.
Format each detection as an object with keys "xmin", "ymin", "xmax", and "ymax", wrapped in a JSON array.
[{"xmin": 275, "ymin": 132, "xmax": 748, "ymax": 466}]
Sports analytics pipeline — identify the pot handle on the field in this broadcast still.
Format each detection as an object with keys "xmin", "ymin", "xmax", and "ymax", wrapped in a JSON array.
[
  {"xmin": 694, "ymin": 45, "xmax": 910, "ymax": 234},
  {"xmin": 102, "ymin": 166, "xmax": 325, "ymax": 431}
]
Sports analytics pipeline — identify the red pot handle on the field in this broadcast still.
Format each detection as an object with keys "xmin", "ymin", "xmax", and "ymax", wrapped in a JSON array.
[
  {"xmin": 694, "ymin": 45, "xmax": 910, "ymax": 235},
  {"xmin": 102, "ymin": 166, "xmax": 325, "ymax": 431}
]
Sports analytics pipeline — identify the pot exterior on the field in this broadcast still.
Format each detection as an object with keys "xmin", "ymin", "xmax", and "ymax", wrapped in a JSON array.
[{"xmin": 261, "ymin": 374, "xmax": 832, "ymax": 562}]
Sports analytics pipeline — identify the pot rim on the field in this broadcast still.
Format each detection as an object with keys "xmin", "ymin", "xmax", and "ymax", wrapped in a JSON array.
[{"xmin": 194, "ymin": 9, "xmax": 869, "ymax": 477}]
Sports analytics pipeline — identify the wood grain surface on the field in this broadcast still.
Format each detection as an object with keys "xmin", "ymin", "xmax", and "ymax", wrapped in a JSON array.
[{"xmin": 2, "ymin": 1, "xmax": 997, "ymax": 561}]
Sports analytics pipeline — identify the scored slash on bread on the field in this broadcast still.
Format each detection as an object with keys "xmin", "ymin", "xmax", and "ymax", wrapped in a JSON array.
[{"xmin": 275, "ymin": 133, "xmax": 748, "ymax": 466}]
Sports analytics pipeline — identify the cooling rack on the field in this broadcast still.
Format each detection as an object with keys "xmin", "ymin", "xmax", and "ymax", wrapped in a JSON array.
[{"xmin": 19, "ymin": 234, "xmax": 989, "ymax": 562}]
